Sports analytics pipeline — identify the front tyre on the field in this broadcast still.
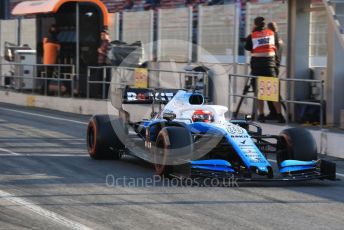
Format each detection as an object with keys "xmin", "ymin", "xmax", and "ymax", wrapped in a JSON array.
[
  {"xmin": 153, "ymin": 127, "xmax": 193, "ymax": 177},
  {"xmin": 277, "ymin": 128, "xmax": 317, "ymax": 166}
]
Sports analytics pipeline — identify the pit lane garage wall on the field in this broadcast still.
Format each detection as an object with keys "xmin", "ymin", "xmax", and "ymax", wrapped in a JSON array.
[
  {"xmin": 0, "ymin": 90, "xmax": 117, "ymax": 115},
  {"xmin": 0, "ymin": 18, "xmax": 37, "ymax": 86},
  {"xmin": 0, "ymin": 19, "xmax": 18, "ymax": 86}
]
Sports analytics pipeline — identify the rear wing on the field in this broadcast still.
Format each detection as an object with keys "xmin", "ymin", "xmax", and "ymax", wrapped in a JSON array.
[
  {"xmin": 107, "ymin": 66, "xmax": 210, "ymax": 122},
  {"xmin": 122, "ymin": 87, "xmax": 180, "ymax": 104}
]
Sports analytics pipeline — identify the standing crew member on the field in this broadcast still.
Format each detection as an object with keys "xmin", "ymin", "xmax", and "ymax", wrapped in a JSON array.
[
  {"xmin": 267, "ymin": 21, "xmax": 283, "ymax": 77},
  {"xmin": 244, "ymin": 17, "xmax": 285, "ymax": 123},
  {"xmin": 264, "ymin": 21, "xmax": 284, "ymax": 121},
  {"xmin": 43, "ymin": 24, "xmax": 63, "ymax": 95},
  {"xmin": 43, "ymin": 24, "xmax": 60, "ymax": 66},
  {"xmin": 95, "ymin": 30, "xmax": 111, "ymax": 98},
  {"xmin": 97, "ymin": 30, "xmax": 110, "ymax": 66}
]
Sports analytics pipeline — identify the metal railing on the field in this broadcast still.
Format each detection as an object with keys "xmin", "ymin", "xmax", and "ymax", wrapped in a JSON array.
[
  {"xmin": 229, "ymin": 73, "xmax": 325, "ymax": 129},
  {"xmin": 0, "ymin": 63, "xmax": 75, "ymax": 97},
  {"xmin": 0, "ymin": 63, "xmax": 209, "ymax": 100},
  {"xmin": 86, "ymin": 66, "xmax": 208, "ymax": 100}
]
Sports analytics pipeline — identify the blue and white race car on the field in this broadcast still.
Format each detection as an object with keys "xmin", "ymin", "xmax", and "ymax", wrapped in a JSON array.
[{"xmin": 87, "ymin": 89, "xmax": 336, "ymax": 182}]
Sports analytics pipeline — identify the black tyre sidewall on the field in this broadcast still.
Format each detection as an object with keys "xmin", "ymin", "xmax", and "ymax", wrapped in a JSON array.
[
  {"xmin": 154, "ymin": 127, "xmax": 193, "ymax": 176},
  {"xmin": 87, "ymin": 115, "xmax": 126, "ymax": 160},
  {"xmin": 278, "ymin": 128, "xmax": 317, "ymax": 165}
]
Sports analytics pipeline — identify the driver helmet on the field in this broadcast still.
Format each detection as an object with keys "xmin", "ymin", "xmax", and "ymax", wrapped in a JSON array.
[{"xmin": 192, "ymin": 109, "xmax": 214, "ymax": 123}]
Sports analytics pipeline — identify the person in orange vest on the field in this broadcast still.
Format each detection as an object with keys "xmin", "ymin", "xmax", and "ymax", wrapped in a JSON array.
[
  {"xmin": 43, "ymin": 24, "xmax": 60, "ymax": 66},
  {"xmin": 244, "ymin": 17, "xmax": 285, "ymax": 123},
  {"xmin": 43, "ymin": 24, "xmax": 65, "ymax": 95}
]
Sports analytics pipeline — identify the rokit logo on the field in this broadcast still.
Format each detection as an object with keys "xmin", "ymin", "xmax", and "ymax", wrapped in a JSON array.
[{"xmin": 126, "ymin": 91, "xmax": 175, "ymax": 102}]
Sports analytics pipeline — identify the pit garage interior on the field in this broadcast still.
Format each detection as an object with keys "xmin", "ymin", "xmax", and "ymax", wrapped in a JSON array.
[{"xmin": 11, "ymin": 0, "xmax": 110, "ymax": 96}]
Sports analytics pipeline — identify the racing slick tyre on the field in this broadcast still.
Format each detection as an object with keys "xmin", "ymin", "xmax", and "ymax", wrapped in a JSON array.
[
  {"xmin": 87, "ymin": 115, "xmax": 127, "ymax": 160},
  {"xmin": 277, "ymin": 128, "xmax": 317, "ymax": 167},
  {"xmin": 154, "ymin": 127, "xmax": 193, "ymax": 177}
]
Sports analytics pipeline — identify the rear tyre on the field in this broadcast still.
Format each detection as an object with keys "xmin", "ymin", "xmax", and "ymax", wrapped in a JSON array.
[
  {"xmin": 154, "ymin": 127, "xmax": 193, "ymax": 177},
  {"xmin": 87, "ymin": 115, "xmax": 127, "ymax": 160},
  {"xmin": 277, "ymin": 128, "xmax": 317, "ymax": 166}
]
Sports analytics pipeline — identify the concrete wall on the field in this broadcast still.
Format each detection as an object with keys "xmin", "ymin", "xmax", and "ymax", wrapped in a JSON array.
[
  {"xmin": 0, "ymin": 91, "xmax": 118, "ymax": 116},
  {"xmin": 123, "ymin": 10, "xmax": 153, "ymax": 61},
  {"xmin": 108, "ymin": 13, "xmax": 119, "ymax": 41},
  {"xmin": 198, "ymin": 4, "xmax": 236, "ymax": 63},
  {"xmin": 0, "ymin": 19, "xmax": 18, "ymax": 86},
  {"xmin": 0, "ymin": 18, "xmax": 37, "ymax": 88},
  {"xmin": 158, "ymin": 8, "xmax": 192, "ymax": 62},
  {"xmin": 20, "ymin": 18, "xmax": 36, "ymax": 50},
  {"xmin": 0, "ymin": 19, "xmax": 17, "ymax": 53}
]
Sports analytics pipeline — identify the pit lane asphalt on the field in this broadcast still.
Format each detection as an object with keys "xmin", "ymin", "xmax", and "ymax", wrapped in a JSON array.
[{"xmin": 0, "ymin": 102, "xmax": 344, "ymax": 230}]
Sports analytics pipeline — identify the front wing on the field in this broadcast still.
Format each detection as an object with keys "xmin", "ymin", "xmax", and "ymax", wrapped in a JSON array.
[{"xmin": 172, "ymin": 159, "xmax": 336, "ymax": 183}]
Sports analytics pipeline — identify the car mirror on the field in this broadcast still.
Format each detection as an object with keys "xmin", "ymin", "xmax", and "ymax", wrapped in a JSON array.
[{"xmin": 245, "ymin": 114, "xmax": 253, "ymax": 121}]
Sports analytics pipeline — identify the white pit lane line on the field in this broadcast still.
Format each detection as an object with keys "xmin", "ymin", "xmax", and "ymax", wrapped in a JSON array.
[
  {"xmin": 0, "ymin": 108, "xmax": 88, "ymax": 156},
  {"xmin": 336, "ymin": 173, "xmax": 344, "ymax": 178},
  {"xmin": 0, "ymin": 152, "xmax": 88, "ymax": 157},
  {"xmin": 0, "ymin": 148, "xmax": 21, "ymax": 155},
  {"xmin": 0, "ymin": 107, "xmax": 90, "ymax": 228},
  {"xmin": 0, "ymin": 107, "xmax": 88, "ymax": 125},
  {"xmin": 0, "ymin": 190, "xmax": 91, "ymax": 230}
]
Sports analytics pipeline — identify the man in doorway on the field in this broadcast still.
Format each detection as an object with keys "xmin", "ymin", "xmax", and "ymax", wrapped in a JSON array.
[
  {"xmin": 244, "ymin": 17, "xmax": 285, "ymax": 123},
  {"xmin": 43, "ymin": 24, "xmax": 60, "ymax": 73},
  {"xmin": 43, "ymin": 24, "xmax": 66, "ymax": 95},
  {"xmin": 94, "ymin": 30, "xmax": 111, "ymax": 98},
  {"xmin": 97, "ymin": 30, "xmax": 110, "ymax": 66}
]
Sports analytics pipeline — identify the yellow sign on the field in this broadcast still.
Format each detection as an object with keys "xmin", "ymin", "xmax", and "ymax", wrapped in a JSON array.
[
  {"xmin": 134, "ymin": 68, "xmax": 148, "ymax": 88},
  {"xmin": 26, "ymin": 96, "xmax": 36, "ymax": 107},
  {"xmin": 257, "ymin": 77, "xmax": 280, "ymax": 102}
]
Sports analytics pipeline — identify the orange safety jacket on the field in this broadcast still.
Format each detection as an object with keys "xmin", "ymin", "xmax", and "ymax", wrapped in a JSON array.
[
  {"xmin": 251, "ymin": 29, "xmax": 276, "ymax": 57},
  {"xmin": 43, "ymin": 37, "xmax": 60, "ymax": 65}
]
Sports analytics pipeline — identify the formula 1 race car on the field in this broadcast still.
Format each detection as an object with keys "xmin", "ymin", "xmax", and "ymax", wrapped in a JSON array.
[{"xmin": 86, "ymin": 89, "xmax": 336, "ymax": 182}]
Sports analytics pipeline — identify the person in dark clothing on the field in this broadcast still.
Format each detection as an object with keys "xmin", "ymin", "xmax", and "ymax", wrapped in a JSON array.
[
  {"xmin": 94, "ymin": 30, "xmax": 111, "ymax": 98},
  {"xmin": 267, "ymin": 21, "xmax": 283, "ymax": 76},
  {"xmin": 144, "ymin": 0, "xmax": 160, "ymax": 10},
  {"xmin": 123, "ymin": 0, "xmax": 134, "ymax": 10},
  {"xmin": 262, "ymin": 21, "xmax": 284, "ymax": 121},
  {"xmin": 43, "ymin": 24, "xmax": 65, "ymax": 95},
  {"xmin": 46, "ymin": 24, "xmax": 59, "ymax": 43},
  {"xmin": 244, "ymin": 17, "xmax": 285, "ymax": 123},
  {"xmin": 206, "ymin": 0, "xmax": 224, "ymax": 5},
  {"xmin": 43, "ymin": 25, "xmax": 60, "ymax": 68},
  {"xmin": 185, "ymin": 0, "xmax": 200, "ymax": 7},
  {"xmin": 97, "ymin": 30, "xmax": 110, "ymax": 65}
]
